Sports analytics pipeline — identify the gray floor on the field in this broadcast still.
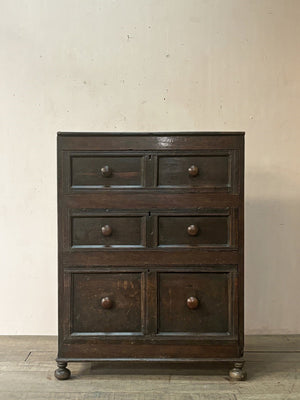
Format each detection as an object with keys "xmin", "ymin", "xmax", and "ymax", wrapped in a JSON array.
[{"xmin": 0, "ymin": 335, "xmax": 299, "ymax": 399}]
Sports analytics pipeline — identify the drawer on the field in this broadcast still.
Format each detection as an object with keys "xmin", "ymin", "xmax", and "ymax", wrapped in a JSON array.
[
  {"xmin": 157, "ymin": 152, "xmax": 233, "ymax": 190},
  {"xmin": 71, "ymin": 272, "xmax": 144, "ymax": 335},
  {"xmin": 158, "ymin": 271, "xmax": 236, "ymax": 336},
  {"xmin": 70, "ymin": 153, "xmax": 145, "ymax": 189},
  {"xmin": 71, "ymin": 212, "xmax": 147, "ymax": 248},
  {"xmin": 155, "ymin": 210, "xmax": 236, "ymax": 248}
]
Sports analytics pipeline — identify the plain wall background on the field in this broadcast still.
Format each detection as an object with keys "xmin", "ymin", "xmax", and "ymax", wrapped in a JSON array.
[{"xmin": 0, "ymin": 0, "xmax": 299, "ymax": 335}]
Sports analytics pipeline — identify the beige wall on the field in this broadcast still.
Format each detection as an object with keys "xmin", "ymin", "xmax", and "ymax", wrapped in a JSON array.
[{"xmin": 0, "ymin": 0, "xmax": 299, "ymax": 334}]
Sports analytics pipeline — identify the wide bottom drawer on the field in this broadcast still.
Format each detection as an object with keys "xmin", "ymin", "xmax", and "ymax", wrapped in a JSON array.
[{"xmin": 62, "ymin": 266, "xmax": 239, "ymax": 340}]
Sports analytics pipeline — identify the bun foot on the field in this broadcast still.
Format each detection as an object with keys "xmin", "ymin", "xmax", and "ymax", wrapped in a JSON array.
[
  {"xmin": 229, "ymin": 361, "xmax": 246, "ymax": 381},
  {"xmin": 54, "ymin": 361, "xmax": 71, "ymax": 380}
]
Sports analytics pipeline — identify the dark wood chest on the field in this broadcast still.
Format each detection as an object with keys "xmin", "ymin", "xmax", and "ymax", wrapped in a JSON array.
[{"xmin": 56, "ymin": 132, "xmax": 245, "ymax": 380}]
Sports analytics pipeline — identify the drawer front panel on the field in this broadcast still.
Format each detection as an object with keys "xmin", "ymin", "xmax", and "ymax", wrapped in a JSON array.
[
  {"xmin": 157, "ymin": 153, "xmax": 232, "ymax": 190},
  {"xmin": 71, "ymin": 272, "xmax": 144, "ymax": 334},
  {"xmin": 156, "ymin": 210, "xmax": 236, "ymax": 248},
  {"xmin": 71, "ymin": 154, "xmax": 144, "ymax": 188},
  {"xmin": 71, "ymin": 214, "xmax": 147, "ymax": 248},
  {"xmin": 158, "ymin": 272, "xmax": 236, "ymax": 336}
]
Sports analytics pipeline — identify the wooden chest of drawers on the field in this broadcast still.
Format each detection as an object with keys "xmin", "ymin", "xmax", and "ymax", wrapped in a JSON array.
[{"xmin": 55, "ymin": 132, "xmax": 245, "ymax": 381}]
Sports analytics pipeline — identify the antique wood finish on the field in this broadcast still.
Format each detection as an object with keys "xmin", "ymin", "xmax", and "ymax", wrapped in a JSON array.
[
  {"xmin": 156, "ymin": 211, "xmax": 234, "ymax": 248},
  {"xmin": 158, "ymin": 271, "xmax": 236, "ymax": 336},
  {"xmin": 71, "ymin": 153, "xmax": 145, "ymax": 189},
  {"xmin": 56, "ymin": 132, "xmax": 245, "ymax": 381},
  {"xmin": 71, "ymin": 213, "xmax": 147, "ymax": 248},
  {"xmin": 72, "ymin": 272, "xmax": 144, "ymax": 334},
  {"xmin": 157, "ymin": 152, "xmax": 231, "ymax": 190}
]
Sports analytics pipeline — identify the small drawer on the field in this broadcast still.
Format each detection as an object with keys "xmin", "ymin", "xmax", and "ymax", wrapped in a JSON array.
[
  {"xmin": 71, "ymin": 272, "xmax": 144, "ymax": 334},
  {"xmin": 157, "ymin": 153, "xmax": 232, "ymax": 190},
  {"xmin": 70, "ymin": 153, "xmax": 145, "ymax": 188},
  {"xmin": 71, "ymin": 212, "xmax": 147, "ymax": 248},
  {"xmin": 158, "ymin": 271, "xmax": 236, "ymax": 336},
  {"xmin": 155, "ymin": 210, "xmax": 235, "ymax": 248}
]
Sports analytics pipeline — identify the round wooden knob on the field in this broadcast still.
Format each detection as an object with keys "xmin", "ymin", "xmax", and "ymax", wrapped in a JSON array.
[
  {"xmin": 186, "ymin": 296, "xmax": 199, "ymax": 309},
  {"xmin": 100, "ymin": 165, "xmax": 112, "ymax": 177},
  {"xmin": 188, "ymin": 165, "xmax": 199, "ymax": 177},
  {"xmin": 101, "ymin": 224, "xmax": 112, "ymax": 236},
  {"xmin": 101, "ymin": 297, "xmax": 113, "ymax": 309},
  {"xmin": 187, "ymin": 224, "xmax": 199, "ymax": 236}
]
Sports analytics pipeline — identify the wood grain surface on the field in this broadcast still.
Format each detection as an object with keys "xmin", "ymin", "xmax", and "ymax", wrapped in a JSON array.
[{"xmin": 0, "ymin": 335, "xmax": 299, "ymax": 399}]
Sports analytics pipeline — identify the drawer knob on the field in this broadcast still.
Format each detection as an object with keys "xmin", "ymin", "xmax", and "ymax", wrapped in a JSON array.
[
  {"xmin": 188, "ymin": 165, "xmax": 199, "ymax": 177},
  {"xmin": 187, "ymin": 224, "xmax": 199, "ymax": 236},
  {"xmin": 101, "ymin": 297, "xmax": 113, "ymax": 309},
  {"xmin": 101, "ymin": 224, "xmax": 112, "ymax": 236},
  {"xmin": 100, "ymin": 165, "xmax": 112, "ymax": 177},
  {"xmin": 186, "ymin": 296, "xmax": 199, "ymax": 309}
]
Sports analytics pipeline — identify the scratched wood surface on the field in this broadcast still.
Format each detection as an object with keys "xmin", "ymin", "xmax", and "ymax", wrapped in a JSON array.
[{"xmin": 0, "ymin": 335, "xmax": 299, "ymax": 400}]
